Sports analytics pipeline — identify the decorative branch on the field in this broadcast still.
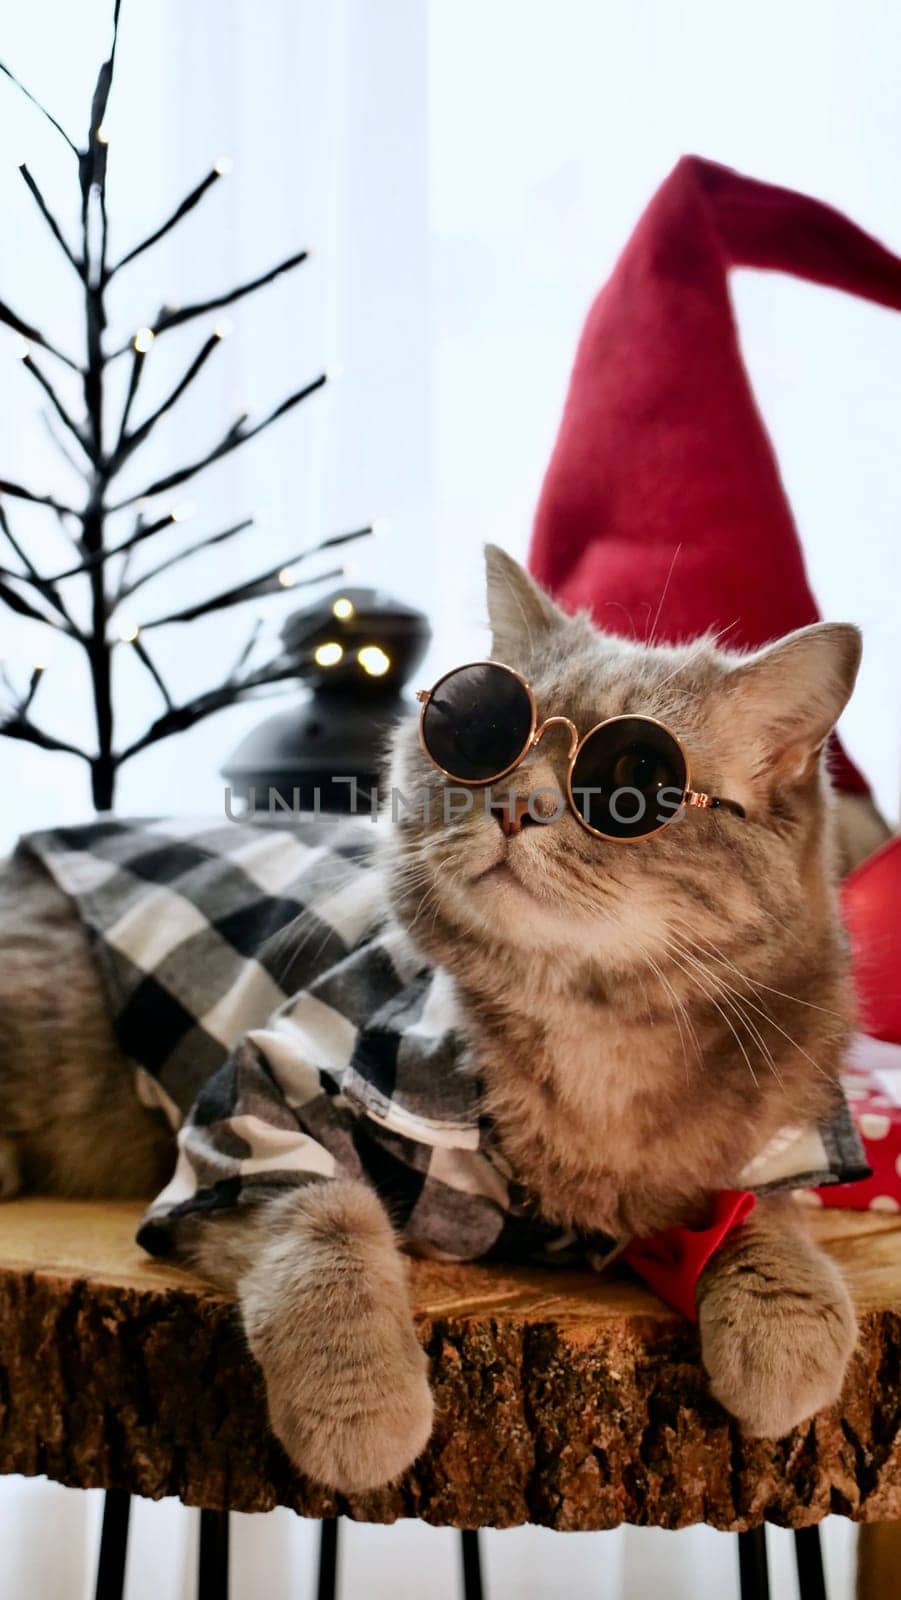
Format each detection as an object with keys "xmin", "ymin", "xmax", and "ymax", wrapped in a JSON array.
[
  {"xmin": 119, "ymin": 516, "xmax": 254, "ymax": 597},
  {"xmin": 0, "ymin": 502, "xmax": 54, "ymax": 593},
  {"xmin": 0, "ymin": 60, "xmax": 79, "ymax": 156},
  {"xmin": 0, "ymin": 716, "xmax": 89, "ymax": 760},
  {"xmin": 110, "ymin": 165, "xmax": 228, "ymax": 275},
  {"xmin": 19, "ymin": 350, "xmax": 92, "ymax": 461},
  {"xmin": 0, "ymin": 502, "xmax": 76, "ymax": 630},
  {"xmin": 130, "ymin": 523, "xmax": 372, "ymax": 617},
  {"xmin": 122, "ymin": 632, "xmax": 174, "ymax": 709},
  {"xmin": 227, "ymin": 616, "xmax": 265, "ymax": 681},
  {"xmin": 50, "ymin": 509, "xmax": 234, "ymax": 583},
  {"xmin": 18, "ymin": 164, "xmax": 83, "ymax": 276},
  {"xmin": 139, "ymin": 561, "xmax": 346, "ymax": 630},
  {"xmin": 114, "ymin": 332, "xmax": 154, "ymax": 449},
  {"xmin": 0, "ymin": 478, "xmax": 79, "ymax": 518},
  {"xmin": 115, "ymin": 329, "xmax": 226, "ymax": 462},
  {"xmin": 118, "ymin": 653, "xmax": 305, "ymax": 764},
  {"xmin": 20, "ymin": 664, "xmax": 45, "ymax": 714},
  {"xmin": 40, "ymin": 409, "xmax": 89, "ymax": 477},
  {"xmin": 107, "ymin": 247, "xmax": 310, "ymax": 355},
  {"xmin": 0, "ymin": 574, "xmax": 60, "ymax": 625},
  {"xmin": 110, "ymin": 374, "xmax": 327, "ymax": 508},
  {"xmin": 0, "ymin": 0, "xmax": 364, "ymax": 810},
  {"xmin": 0, "ymin": 299, "xmax": 80, "ymax": 370}
]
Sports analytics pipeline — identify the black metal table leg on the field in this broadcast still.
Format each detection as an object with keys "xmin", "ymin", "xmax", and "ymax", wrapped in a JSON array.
[
  {"xmin": 738, "ymin": 1526, "xmax": 770, "ymax": 1600},
  {"xmin": 198, "ymin": 1508, "xmax": 229, "ymax": 1600},
  {"xmin": 794, "ymin": 1525, "xmax": 827, "ymax": 1600},
  {"xmin": 460, "ymin": 1529, "xmax": 484, "ymax": 1600},
  {"xmin": 317, "ymin": 1518, "xmax": 339, "ymax": 1600},
  {"xmin": 95, "ymin": 1490, "xmax": 131, "ymax": 1600}
]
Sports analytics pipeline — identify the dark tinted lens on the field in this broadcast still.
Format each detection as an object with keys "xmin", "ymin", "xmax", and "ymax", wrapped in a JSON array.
[
  {"xmin": 569, "ymin": 717, "xmax": 687, "ymax": 839},
  {"xmin": 421, "ymin": 664, "xmax": 533, "ymax": 782}
]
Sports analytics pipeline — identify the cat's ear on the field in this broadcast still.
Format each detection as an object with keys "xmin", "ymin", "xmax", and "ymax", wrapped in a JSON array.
[
  {"xmin": 485, "ymin": 544, "xmax": 568, "ymax": 664},
  {"xmin": 721, "ymin": 622, "xmax": 862, "ymax": 789}
]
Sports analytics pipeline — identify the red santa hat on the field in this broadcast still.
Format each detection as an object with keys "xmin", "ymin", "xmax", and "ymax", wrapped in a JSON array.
[{"xmin": 529, "ymin": 155, "xmax": 901, "ymax": 795}]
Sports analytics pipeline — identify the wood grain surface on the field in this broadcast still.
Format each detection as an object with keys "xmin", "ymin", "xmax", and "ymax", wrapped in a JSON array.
[{"xmin": 1, "ymin": 1198, "xmax": 899, "ymax": 1531}]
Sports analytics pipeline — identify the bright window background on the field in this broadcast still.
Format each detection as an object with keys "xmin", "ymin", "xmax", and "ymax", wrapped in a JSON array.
[
  {"xmin": 1, "ymin": 0, "xmax": 900, "ymax": 854},
  {"xmin": 1, "ymin": 0, "xmax": 899, "ymax": 1591},
  {"xmin": 428, "ymin": 0, "xmax": 901, "ymax": 825}
]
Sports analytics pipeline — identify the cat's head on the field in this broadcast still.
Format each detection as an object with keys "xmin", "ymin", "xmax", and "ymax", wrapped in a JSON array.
[{"xmin": 386, "ymin": 545, "xmax": 861, "ymax": 988}]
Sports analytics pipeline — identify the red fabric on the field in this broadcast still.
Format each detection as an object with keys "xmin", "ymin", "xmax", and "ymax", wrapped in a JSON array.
[
  {"xmin": 528, "ymin": 155, "xmax": 901, "ymax": 795},
  {"xmin": 622, "ymin": 1189, "xmax": 757, "ymax": 1321},
  {"xmin": 842, "ymin": 836, "xmax": 901, "ymax": 1045},
  {"xmin": 818, "ymin": 1034, "xmax": 901, "ymax": 1211}
]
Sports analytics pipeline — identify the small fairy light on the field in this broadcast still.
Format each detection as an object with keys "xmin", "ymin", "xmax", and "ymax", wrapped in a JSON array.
[
  {"xmin": 12, "ymin": 335, "xmax": 30, "ymax": 361},
  {"xmin": 95, "ymin": 123, "xmax": 109, "ymax": 145},
  {"xmin": 117, "ymin": 619, "xmax": 140, "ymax": 644},
  {"xmin": 277, "ymin": 567, "xmax": 295, "ymax": 588},
  {"xmin": 332, "ymin": 596, "xmax": 354, "ymax": 621},
  {"xmin": 325, "ymin": 363, "xmax": 345, "ymax": 383},
  {"xmin": 133, "ymin": 327, "xmax": 155, "ymax": 354},
  {"xmin": 170, "ymin": 501, "xmax": 196, "ymax": 523},
  {"xmin": 358, "ymin": 645, "xmax": 390, "ymax": 678},
  {"xmin": 371, "ymin": 515, "xmax": 391, "ymax": 537},
  {"xmin": 314, "ymin": 641, "xmax": 344, "ymax": 668},
  {"xmin": 31, "ymin": 659, "xmax": 47, "ymax": 676},
  {"xmin": 213, "ymin": 155, "xmax": 234, "ymax": 176},
  {"xmin": 214, "ymin": 318, "xmax": 234, "ymax": 340}
]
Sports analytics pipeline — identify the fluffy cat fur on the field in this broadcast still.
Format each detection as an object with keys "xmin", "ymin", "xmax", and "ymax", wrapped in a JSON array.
[{"xmin": 0, "ymin": 545, "xmax": 884, "ymax": 1489}]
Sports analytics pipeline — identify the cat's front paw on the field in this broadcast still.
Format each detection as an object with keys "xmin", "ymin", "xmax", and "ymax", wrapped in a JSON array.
[
  {"xmin": 240, "ymin": 1178, "xmax": 434, "ymax": 1492},
  {"xmin": 698, "ymin": 1236, "xmax": 857, "ymax": 1438},
  {"xmin": 264, "ymin": 1314, "xmax": 434, "ymax": 1493}
]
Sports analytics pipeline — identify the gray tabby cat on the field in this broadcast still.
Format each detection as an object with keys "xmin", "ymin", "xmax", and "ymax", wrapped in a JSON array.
[{"xmin": 0, "ymin": 546, "xmax": 887, "ymax": 1491}]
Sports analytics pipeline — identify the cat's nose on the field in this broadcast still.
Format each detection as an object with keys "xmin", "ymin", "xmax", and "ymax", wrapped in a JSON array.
[{"xmin": 490, "ymin": 797, "xmax": 541, "ymax": 837}]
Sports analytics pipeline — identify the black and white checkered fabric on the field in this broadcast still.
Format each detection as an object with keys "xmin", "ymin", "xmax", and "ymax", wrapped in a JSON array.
[{"xmin": 22, "ymin": 816, "xmax": 869, "ymax": 1266}]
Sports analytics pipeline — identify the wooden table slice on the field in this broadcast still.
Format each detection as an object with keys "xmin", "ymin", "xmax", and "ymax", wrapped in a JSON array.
[{"xmin": 0, "ymin": 1197, "xmax": 900, "ymax": 1531}]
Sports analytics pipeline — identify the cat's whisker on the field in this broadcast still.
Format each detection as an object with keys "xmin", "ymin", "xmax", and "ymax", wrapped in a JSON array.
[
  {"xmin": 653, "ymin": 621, "xmax": 738, "ymax": 691},
  {"xmin": 663, "ymin": 935, "xmax": 782, "ymax": 1085},
  {"xmin": 645, "ymin": 542, "xmax": 682, "ymax": 649},
  {"xmin": 642, "ymin": 946, "xmax": 702, "ymax": 1077},
  {"xmin": 671, "ymin": 932, "xmax": 830, "ymax": 1083},
  {"xmin": 663, "ymin": 942, "xmax": 762, "ymax": 1088},
  {"xmin": 754, "ymin": 899, "xmax": 807, "ymax": 953},
  {"xmin": 405, "ymin": 879, "xmax": 445, "ymax": 941},
  {"xmin": 691, "ymin": 932, "xmax": 845, "ymax": 1021}
]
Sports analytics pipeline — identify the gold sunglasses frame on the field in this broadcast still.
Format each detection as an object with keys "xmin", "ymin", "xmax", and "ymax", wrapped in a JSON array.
[{"xmin": 416, "ymin": 660, "xmax": 743, "ymax": 844}]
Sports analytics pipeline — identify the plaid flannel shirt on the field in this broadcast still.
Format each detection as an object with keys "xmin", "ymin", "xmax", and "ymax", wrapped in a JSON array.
[{"xmin": 21, "ymin": 816, "xmax": 869, "ymax": 1270}]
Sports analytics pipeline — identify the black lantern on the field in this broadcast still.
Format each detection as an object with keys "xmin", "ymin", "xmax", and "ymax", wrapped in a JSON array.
[{"xmin": 222, "ymin": 586, "xmax": 431, "ymax": 814}]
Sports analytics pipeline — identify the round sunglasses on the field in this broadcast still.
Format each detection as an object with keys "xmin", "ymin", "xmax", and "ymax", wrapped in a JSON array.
[{"xmin": 416, "ymin": 661, "xmax": 745, "ymax": 843}]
